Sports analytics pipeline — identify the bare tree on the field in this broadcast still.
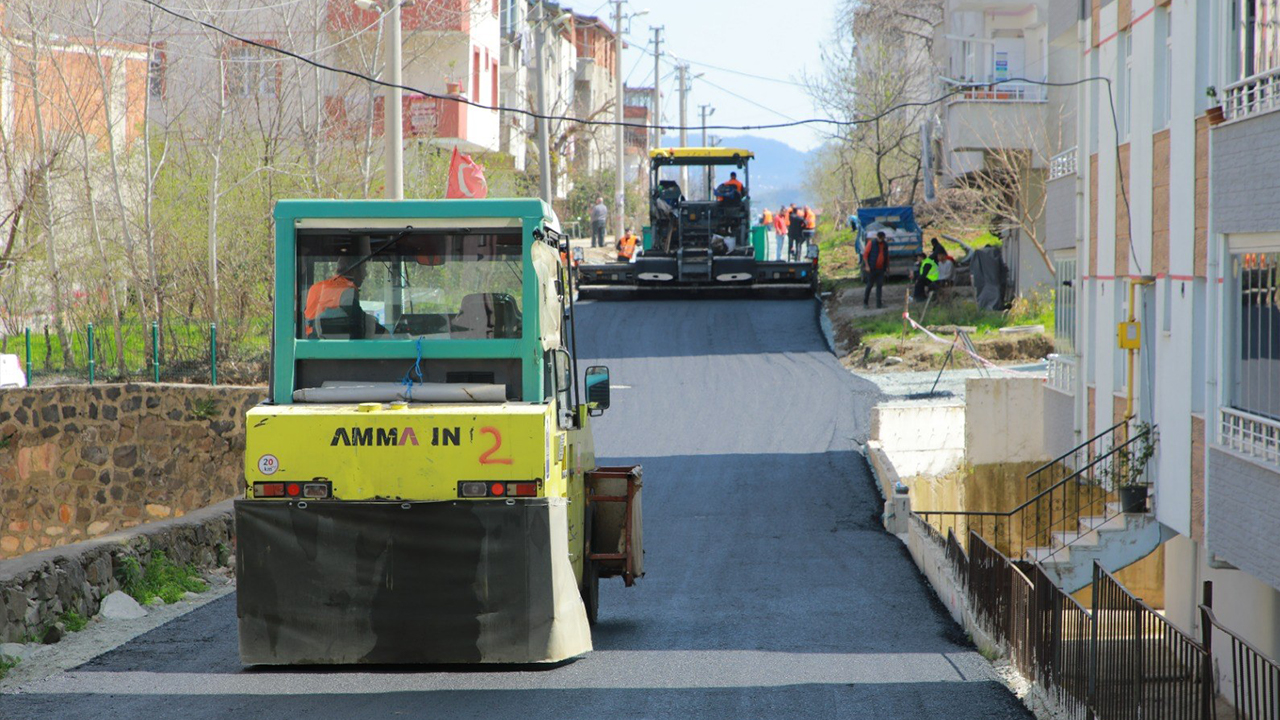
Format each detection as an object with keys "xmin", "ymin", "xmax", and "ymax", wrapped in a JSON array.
[
  {"xmin": 805, "ymin": 0, "xmax": 942, "ymax": 208},
  {"xmin": 923, "ymin": 104, "xmax": 1063, "ymax": 277}
]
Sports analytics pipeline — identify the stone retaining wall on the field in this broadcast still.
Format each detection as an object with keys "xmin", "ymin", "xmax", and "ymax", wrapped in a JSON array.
[
  {"xmin": 0, "ymin": 500, "xmax": 233, "ymax": 643},
  {"xmin": 1, "ymin": 384, "xmax": 264, "ymax": 559}
]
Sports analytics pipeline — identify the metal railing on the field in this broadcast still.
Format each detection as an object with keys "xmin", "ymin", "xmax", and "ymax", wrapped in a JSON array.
[
  {"xmin": 1224, "ymin": 67, "xmax": 1280, "ymax": 122},
  {"xmin": 1049, "ymin": 147, "xmax": 1078, "ymax": 180},
  {"xmin": 1093, "ymin": 563, "xmax": 1211, "ymax": 720},
  {"xmin": 945, "ymin": 79, "xmax": 1049, "ymax": 104},
  {"xmin": 1202, "ymin": 587, "xmax": 1280, "ymax": 720},
  {"xmin": 1029, "ymin": 561, "xmax": 1093, "ymax": 717},
  {"xmin": 1046, "ymin": 353, "xmax": 1077, "ymax": 395},
  {"xmin": 1219, "ymin": 407, "xmax": 1280, "ymax": 469},
  {"xmin": 2, "ymin": 320, "xmax": 238, "ymax": 386},
  {"xmin": 930, "ymin": 530, "xmax": 1218, "ymax": 720},
  {"xmin": 916, "ymin": 420, "xmax": 1140, "ymax": 560}
]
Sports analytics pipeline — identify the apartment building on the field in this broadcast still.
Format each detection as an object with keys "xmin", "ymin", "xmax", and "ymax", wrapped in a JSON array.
[
  {"xmin": 570, "ymin": 12, "xmax": 616, "ymax": 176},
  {"xmin": 119, "ymin": 0, "xmax": 502, "ymax": 152},
  {"xmin": 933, "ymin": 0, "xmax": 1062, "ymax": 295},
  {"xmin": 1043, "ymin": 0, "xmax": 1280, "ymax": 668},
  {"xmin": 326, "ymin": 0, "xmax": 502, "ymax": 152},
  {"xmin": 497, "ymin": 0, "xmax": 529, "ymax": 170},
  {"xmin": 623, "ymin": 84, "xmax": 652, "ymax": 188},
  {"xmin": 0, "ymin": 31, "xmax": 149, "ymax": 154}
]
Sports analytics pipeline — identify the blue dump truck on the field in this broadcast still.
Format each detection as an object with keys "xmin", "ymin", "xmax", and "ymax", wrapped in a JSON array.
[{"xmin": 850, "ymin": 206, "xmax": 923, "ymax": 278}]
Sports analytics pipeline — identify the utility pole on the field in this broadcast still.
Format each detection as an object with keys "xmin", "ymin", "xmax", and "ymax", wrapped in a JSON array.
[
  {"xmin": 651, "ymin": 26, "xmax": 662, "ymax": 149},
  {"xmin": 699, "ymin": 104, "xmax": 714, "ymax": 199},
  {"xmin": 677, "ymin": 62, "xmax": 688, "ymax": 192},
  {"xmin": 534, "ymin": 1, "xmax": 553, "ymax": 205},
  {"xmin": 383, "ymin": 0, "xmax": 403, "ymax": 200},
  {"xmin": 613, "ymin": 0, "xmax": 625, "ymax": 240}
]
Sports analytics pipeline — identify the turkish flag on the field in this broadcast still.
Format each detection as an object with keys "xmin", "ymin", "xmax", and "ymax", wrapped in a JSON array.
[{"xmin": 445, "ymin": 146, "xmax": 488, "ymax": 199}]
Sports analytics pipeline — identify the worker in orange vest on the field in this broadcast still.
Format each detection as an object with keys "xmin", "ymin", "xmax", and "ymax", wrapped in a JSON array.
[
  {"xmin": 616, "ymin": 228, "xmax": 639, "ymax": 262},
  {"xmin": 304, "ymin": 255, "xmax": 382, "ymax": 338},
  {"xmin": 802, "ymin": 206, "xmax": 817, "ymax": 257},
  {"xmin": 761, "ymin": 207, "xmax": 773, "ymax": 226},
  {"xmin": 723, "ymin": 171, "xmax": 744, "ymax": 195}
]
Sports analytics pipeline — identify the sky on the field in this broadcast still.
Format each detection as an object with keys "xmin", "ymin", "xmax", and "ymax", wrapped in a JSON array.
[{"xmin": 600, "ymin": 0, "xmax": 837, "ymax": 153}]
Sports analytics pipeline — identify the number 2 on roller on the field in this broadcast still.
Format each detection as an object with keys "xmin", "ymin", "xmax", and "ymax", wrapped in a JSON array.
[{"xmin": 478, "ymin": 426, "xmax": 513, "ymax": 465}]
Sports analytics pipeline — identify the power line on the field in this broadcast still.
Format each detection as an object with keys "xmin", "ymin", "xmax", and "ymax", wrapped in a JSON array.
[
  {"xmin": 654, "ymin": 47, "xmax": 806, "ymax": 89},
  {"xmin": 135, "ymin": 0, "xmax": 1129, "ymax": 158},
  {"xmin": 697, "ymin": 74, "xmax": 798, "ymax": 123}
]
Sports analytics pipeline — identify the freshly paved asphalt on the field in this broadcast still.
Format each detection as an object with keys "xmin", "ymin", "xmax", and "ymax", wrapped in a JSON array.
[{"xmin": 2, "ymin": 299, "xmax": 1032, "ymax": 720}]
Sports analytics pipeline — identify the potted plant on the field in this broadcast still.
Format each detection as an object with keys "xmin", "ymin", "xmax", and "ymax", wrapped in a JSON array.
[
  {"xmin": 1206, "ymin": 86, "xmax": 1226, "ymax": 125},
  {"xmin": 1112, "ymin": 422, "xmax": 1158, "ymax": 513}
]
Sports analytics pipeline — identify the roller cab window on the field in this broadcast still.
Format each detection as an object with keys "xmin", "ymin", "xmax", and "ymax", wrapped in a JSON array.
[{"xmin": 296, "ymin": 230, "xmax": 524, "ymax": 340}]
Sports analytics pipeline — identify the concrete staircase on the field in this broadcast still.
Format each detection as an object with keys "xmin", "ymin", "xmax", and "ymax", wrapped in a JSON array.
[{"xmin": 1024, "ymin": 502, "xmax": 1176, "ymax": 593}]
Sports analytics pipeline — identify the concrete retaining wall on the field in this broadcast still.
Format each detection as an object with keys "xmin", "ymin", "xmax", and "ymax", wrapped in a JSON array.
[
  {"xmin": 870, "ymin": 402, "xmax": 966, "ymax": 478},
  {"xmin": 0, "ymin": 383, "xmax": 263, "ymax": 558},
  {"xmin": 0, "ymin": 500, "xmax": 233, "ymax": 643},
  {"xmin": 965, "ymin": 377, "xmax": 1049, "ymax": 465}
]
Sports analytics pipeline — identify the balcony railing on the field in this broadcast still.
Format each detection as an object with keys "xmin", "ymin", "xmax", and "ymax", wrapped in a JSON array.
[
  {"xmin": 1045, "ymin": 353, "xmax": 1076, "ymax": 394},
  {"xmin": 944, "ymin": 80, "xmax": 1048, "ymax": 104},
  {"xmin": 1049, "ymin": 148, "xmax": 1077, "ymax": 181},
  {"xmin": 1219, "ymin": 407, "xmax": 1280, "ymax": 468},
  {"xmin": 1223, "ymin": 66, "xmax": 1280, "ymax": 122}
]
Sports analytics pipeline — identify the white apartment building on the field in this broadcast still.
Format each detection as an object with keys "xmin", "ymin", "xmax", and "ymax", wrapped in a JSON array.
[
  {"xmin": 934, "ymin": 0, "xmax": 1061, "ymax": 294},
  {"xmin": 1043, "ymin": 0, "xmax": 1280, "ymax": 670},
  {"xmin": 124, "ymin": 0, "xmax": 502, "ymax": 152}
]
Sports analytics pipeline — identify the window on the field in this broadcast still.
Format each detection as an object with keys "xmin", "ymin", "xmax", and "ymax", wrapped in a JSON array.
[
  {"xmin": 491, "ymin": 59, "xmax": 498, "ymax": 108},
  {"xmin": 225, "ymin": 43, "xmax": 277, "ymax": 98},
  {"xmin": 1055, "ymin": 255, "xmax": 1078, "ymax": 354},
  {"xmin": 472, "ymin": 49, "xmax": 481, "ymax": 103},
  {"xmin": 1241, "ymin": 0, "xmax": 1280, "ymax": 79},
  {"xmin": 296, "ymin": 231, "xmax": 524, "ymax": 341},
  {"xmin": 148, "ymin": 45, "xmax": 166, "ymax": 99},
  {"xmin": 1155, "ymin": 9, "xmax": 1172, "ymax": 129},
  {"xmin": 1230, "ymin": 251, "xmax": 1280, "ymax": 420}
]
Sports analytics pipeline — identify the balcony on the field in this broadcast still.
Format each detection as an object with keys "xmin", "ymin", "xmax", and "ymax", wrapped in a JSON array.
[
  {"xmin": 1222, "ymin": 67, "xmax": 1280, "ymax": 123},
  {"xmin": 945, "ymin": 80, "xmax": 1048, "ymax": 105},
  {"xmin": 1048, "ymin": 147, "xmax": 1077, "ymax": 180},
  {"xmin": 1219, "ymin": 407, "xmax": 1280, "ymax": 469},
  {"xmin": 1044, "ymin": 353, "xmax": 1075, "ymax": 395}
]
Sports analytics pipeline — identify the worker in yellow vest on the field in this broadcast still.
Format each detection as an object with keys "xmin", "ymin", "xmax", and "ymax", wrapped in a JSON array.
[{"xmin": 912, "ymin": 252, "xmax": 940, "ymax": 301}]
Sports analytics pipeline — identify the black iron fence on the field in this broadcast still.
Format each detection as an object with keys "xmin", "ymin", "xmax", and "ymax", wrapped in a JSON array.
[
  {"xmin": 1092, "ymin": 563, "xmax": 1210, "ymax": 720},
  {"xmin": 1202, "ymin": 591, "xmax": 1280, "ymax": 720},
  {"xmin": 933, "ymin": 529, "xmax": 1273, "ymax": 720},
  {"xmin": 1028, "ymin": 561, "xmax": 1093, "ymax": 718}
]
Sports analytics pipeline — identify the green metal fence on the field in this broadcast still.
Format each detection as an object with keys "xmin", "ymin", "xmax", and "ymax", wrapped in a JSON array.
[{"xmin": 1, "ymin": 318, "xmax": 269, "ymax": 386}]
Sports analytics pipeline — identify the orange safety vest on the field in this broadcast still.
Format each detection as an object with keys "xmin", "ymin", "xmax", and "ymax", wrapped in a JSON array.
[
  {"xmin": 762, "ymin": 209, "xmax": 773, "ymax": 225},
  {"xmin": 304, "ymin": 275, "xmax": 357, "ymax": 335},
  {"xmin": 618, "ymin": 233, "xmax": 638, "ymax": 259},
  {"xmin": 724, "ymin": 178, "xmax": 744, "ymax": 194},
  {"xmin": 804, "ymin": 208, "xmax": 816, "ymax": 229}
]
